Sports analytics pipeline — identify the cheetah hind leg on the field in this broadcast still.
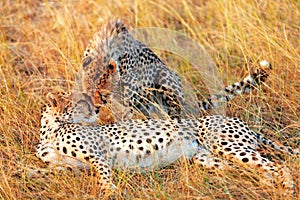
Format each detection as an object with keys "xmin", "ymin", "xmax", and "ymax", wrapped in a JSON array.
[
  {"xmin": 192, "ymin": 146, "xmax": 294, "ymax": 194},
  {"xmin": 221, "ymin": 147, "xmax": 294, "ymax": 194},
  {"xmin": 192, "ymin": 146, "xmax": 228, "ymax": 170}
]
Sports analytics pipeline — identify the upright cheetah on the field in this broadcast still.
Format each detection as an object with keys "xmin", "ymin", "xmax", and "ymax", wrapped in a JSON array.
[
  {"xmin": 81, "ymin": 20, "xmax": 271, "ymax": 123},
  {"xmin": 35, "ymin": 92, "xmax": 296, "ymax": 196}
]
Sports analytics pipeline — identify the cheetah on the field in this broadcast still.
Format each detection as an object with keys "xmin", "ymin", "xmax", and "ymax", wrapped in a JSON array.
[
  {"xmin": 81, "ymin": 20, "xmax": 272, "ymax": 123},
  {"xmin": 35, "ymin": 92, "xmax": 297, "ymax": 196}
]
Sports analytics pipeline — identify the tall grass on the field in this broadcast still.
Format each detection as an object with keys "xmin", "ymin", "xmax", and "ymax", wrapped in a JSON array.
[{"xmin": 0, "ymin": 0, "xmax": 299, "ymax": 199}]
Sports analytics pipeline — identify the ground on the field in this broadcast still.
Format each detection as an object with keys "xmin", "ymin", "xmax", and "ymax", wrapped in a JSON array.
[{"xmin": 0, "ymin": 0, "xmax": 299, "ymax": 199}]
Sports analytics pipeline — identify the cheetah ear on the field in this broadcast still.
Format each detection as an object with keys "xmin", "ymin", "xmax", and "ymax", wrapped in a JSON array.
[
  {"xmin": 82, "ymin": 56, "xmax": 93, "ymax": 69},
  {"xmin": 115, "ymin": 19, "xmax": 127, "ymax": 34},
  {"xmin": 45, "ymin": 93, "xmax": 58, "ymax": 108}
]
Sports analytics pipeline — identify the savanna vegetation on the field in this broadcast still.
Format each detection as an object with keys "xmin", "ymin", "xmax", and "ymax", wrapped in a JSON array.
[{"xmin": 1, "ymin": 0, "xmax": 299, "ymax": 199}]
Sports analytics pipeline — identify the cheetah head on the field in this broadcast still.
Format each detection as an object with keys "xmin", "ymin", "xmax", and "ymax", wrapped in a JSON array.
[
  {"xmin": 39, "ymin": 91, "xmax": 98, "ymax": 142},
  {"xmin": 81, "ymin": 20, "xmax": 128, "ymax": 108}
]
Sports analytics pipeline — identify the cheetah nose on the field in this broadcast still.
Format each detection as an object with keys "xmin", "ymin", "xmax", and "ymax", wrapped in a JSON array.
[{"xmin": 95, "ymin": 109, "xmax": 100, "ymax": 114}]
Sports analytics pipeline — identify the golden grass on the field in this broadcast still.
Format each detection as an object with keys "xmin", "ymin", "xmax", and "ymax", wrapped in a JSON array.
[{"xmin": 1, "ymin": 0, "xmax": 299, "ymax": 199}]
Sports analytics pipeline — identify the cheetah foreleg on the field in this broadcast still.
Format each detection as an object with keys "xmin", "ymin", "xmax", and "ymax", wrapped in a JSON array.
[
  {"xmin": 35, "ymin": 142, "xmax": 90, "ymax": 175},
  {"xmin": 87, "ymin": 156, "xmax": 116, "ymax": 196}
]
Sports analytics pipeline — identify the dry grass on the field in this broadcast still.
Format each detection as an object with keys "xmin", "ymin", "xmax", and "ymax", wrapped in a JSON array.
[{"xmin": 1, "ymin": 0, "xmax": 299, "ymax": 199}]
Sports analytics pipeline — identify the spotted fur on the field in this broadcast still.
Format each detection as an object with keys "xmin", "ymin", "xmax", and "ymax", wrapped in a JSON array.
[
  {"xmin": 35, "ymin": 92, "xmax": 296, "ymax": 195},
  {"xmin": 200, "ymin": 60, "xmax": 272, "ymax": 111},
  {"xmin": 82, "ymin": 20, "xmax": 183, "ymax": 122},
  {"xmin": 82, "ymin": 20, "xmax": 272, "ymax": 123}
]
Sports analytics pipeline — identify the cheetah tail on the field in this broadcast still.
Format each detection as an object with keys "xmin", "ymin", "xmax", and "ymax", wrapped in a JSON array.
[{"xmin": 199, "ymin": 60, "xmax": 272, "ymax": 111}]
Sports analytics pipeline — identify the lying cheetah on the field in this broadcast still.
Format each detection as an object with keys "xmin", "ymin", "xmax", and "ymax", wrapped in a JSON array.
[
  {"xmin": 36, "ymin": 92, "xmax": 296, "ymax": 196},
  {"xmin": 82, "ymin": 20, "xmax": 271, "ymax": 122}
]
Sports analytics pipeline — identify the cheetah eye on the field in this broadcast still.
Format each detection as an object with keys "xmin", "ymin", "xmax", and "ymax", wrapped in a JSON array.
[
  {"xmin": 108, "ymin": 64, "xmax": 114, "ymax": 70},
  {"xmin": 107, "ymin": 59, "xmax": 117, "ymax": 71}
]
